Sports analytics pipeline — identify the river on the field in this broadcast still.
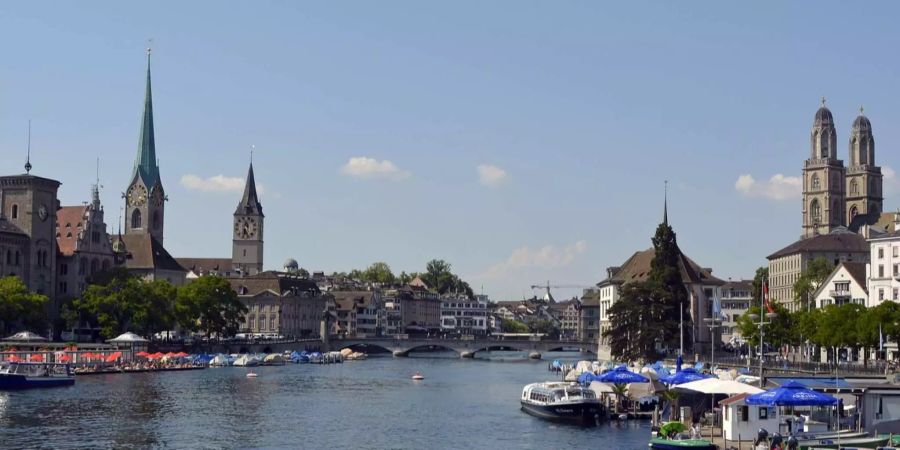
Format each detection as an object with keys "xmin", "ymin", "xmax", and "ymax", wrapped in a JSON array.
[{"xmin": 0, "ymin": 351, "xmax": 651, "ymax": 449}]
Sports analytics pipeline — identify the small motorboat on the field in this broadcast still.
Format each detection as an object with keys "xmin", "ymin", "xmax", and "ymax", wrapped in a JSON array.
[
  {"xmin": 647, "ymin": 437, "xmax": 716, "ymax": 449},
  {"xmin": 412, "ymin": 372, "xmax": 425, "ymax": 380},
  {"xmin": 246, "ymin": 370, "xmax": 258, "ymax": 378}
]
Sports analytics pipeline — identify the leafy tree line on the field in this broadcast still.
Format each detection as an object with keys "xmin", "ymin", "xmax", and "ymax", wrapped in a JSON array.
[
  {"xmin": 0, "ymin": 276, "xmax": 49, "ymax": 335},
  {"xmin": 63, "ymin": 268, "xmax": 247, "ymax": 340},
  {"xmin": 331, "ymin": 259, "xmax": 475, "ymax": 298}
]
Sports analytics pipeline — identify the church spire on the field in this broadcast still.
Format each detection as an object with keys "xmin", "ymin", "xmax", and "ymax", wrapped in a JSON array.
[
  {"xmin": 663, "ymin": 180, "xmax": 668, "ymax": 226},
  {"xmin": 133, "ymin": 46, "xmax": 159, "ymax": 187},
  {"xmin": 235, "ymin": 162, "xmax": 263, "ymax": 216}
]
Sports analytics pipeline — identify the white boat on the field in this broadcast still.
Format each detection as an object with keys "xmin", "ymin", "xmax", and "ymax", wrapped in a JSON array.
[
  {"xmin": 209, "ymin": 354, "xmax": 231, "ymax": 367},
  {"xmin": 520, "ymin": 381, "xmax": 604, "ymax": 426},
  {"xmin": 233, "ymin": 355, "xmax": 261, "ymax": 367},
  {"xmin": 412, "ymin": 371, "xmax": 425, "ymax": 380}
]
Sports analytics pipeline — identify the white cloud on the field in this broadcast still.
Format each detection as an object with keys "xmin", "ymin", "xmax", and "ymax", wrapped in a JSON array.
[
  {"xmin": 734, "ymin": 173, "xmax": 801, "ymax": 201},
  {"xmin": 883, "ymin": 166, "xmax": 900, "ymax": 196},
  {"xmin": 340, "ymin": 156, "xmax": 409, "ymax": 181},
  {"xmin": 477, "ymin": 164, "xmax": 509, "ymax": 187},
  {"xmin": 480, "ymin": 240, "xmax": 588, "ymax": 280},
  {"xmin": 180, "ymin": 174, "xmax": 269, "ymax": 195}
]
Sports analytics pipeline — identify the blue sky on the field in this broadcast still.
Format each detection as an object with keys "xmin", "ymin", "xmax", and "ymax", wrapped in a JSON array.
[{"xmin": 3, "ymin": 2, "xmax": 900, "ymax": 301}]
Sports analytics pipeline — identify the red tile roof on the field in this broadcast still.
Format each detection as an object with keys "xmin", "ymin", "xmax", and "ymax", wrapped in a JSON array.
[{"xmin": 56, "ymin": 206, "xmax": 89, "ymax": 257}]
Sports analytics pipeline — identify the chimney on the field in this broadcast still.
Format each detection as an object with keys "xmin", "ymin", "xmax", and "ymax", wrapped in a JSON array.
[{"xmin": 894, "ymin": 211, "xmax": 900, "ymax": 232}]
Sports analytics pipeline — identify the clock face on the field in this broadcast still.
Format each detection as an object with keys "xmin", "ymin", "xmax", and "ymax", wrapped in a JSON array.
[
  {"xmin": 150, "ymin": 189, "xmax": 164, "ymax": 207},
  {"xmin": 235, "ymin": 217, "xmax": 257, "ymax": 239},
  {"xmin": 37, "ymin": 205, "xmax": 48, "ymax": 221},
  {"xmin": 127, "ymin": 185, "xmax": 148, "ymax": 206}
]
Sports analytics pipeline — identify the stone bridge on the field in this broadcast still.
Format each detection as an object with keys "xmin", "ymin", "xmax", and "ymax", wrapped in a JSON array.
[{"xmin": 333, "ymin": 337, "xmax": 596, "ymax": 358}]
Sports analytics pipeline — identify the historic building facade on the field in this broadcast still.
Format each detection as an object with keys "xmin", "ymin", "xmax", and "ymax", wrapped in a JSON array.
[
  {"xmin": 232, "ymin": 163, "xmax": 264, "ymax": 276},
  {"xmin": 55, "ymin": 184, "xmax": 116, "ymax": 302}
]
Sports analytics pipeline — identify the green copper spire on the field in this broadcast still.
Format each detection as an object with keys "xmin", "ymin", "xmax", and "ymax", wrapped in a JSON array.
[{"xmin": 133, "ymin": 48, "xmax": 160, "ymax": 187}]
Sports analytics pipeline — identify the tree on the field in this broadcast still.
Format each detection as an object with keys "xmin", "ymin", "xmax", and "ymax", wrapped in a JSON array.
[
  {"xmin": 397, "ymin": 271, "xmax": 413, "ymax": 285},
  {"xmin": 611, "ymin": 383, "xmax": 628, "ymax": 413},
  {"xmin": 647, "ymin": 220, "xmax": 692, "ymax": 351},
  {"xmin": 500, "ymin": 319, "xmax": 529, "ymax": 333},
  {"xmin": 74, "ymin": 273, "xmax": 148, "ymax": 339},
  {"xmin": 363, "ymin": 262, "xmax": 395, "ymax": 285},
  {"xmin": 735, "ymin": 303, "xmax": 795, "ymax": 351},
  {"xmin": 298, "ymin": 268, "xmax": 310, "ymax": 278},
  {"xmin": 176, "ymin": 276, "xmax": 247, "ymax": 338},
  {"xmin": 750, "ymin": 267, "xmax": 769, "ymax": 304},
  {"xmin": 422, "ymin": 259, "xmax": 455, "ymax": 294},
  {"xmin": 0, "ymin": 276, "xmax": 48, "ymax": 335},
  {"xmin": 793, "ymin": 258, "xmax": 834, "ymax": 309},
  {"xmin": 604, "ymin": 281, "xmax": 677, "ymax": 363},
  {"xmin": 528, "ymin": 319, "xmax": 561, "ymax": 339}
]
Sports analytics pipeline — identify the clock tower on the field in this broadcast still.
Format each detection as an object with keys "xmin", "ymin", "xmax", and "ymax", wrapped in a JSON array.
[
  {"xmin": 125, "ymin": 49, "xmax": 166, "ymax": 244},
  {"xmin": 232, "ymin": 162, "xmax": 264, "ymax": 276}
]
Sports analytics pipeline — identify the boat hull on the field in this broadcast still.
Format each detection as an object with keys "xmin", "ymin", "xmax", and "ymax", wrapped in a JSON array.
[
  {"xmin": 0, "ymin": 374, "xmax": 75, "ymax": 390},
  {"xmin": 799, "ymin": 435, "xmax": 890, "ymax": 450},
  {"xmin": 520, "ymin": 401, "xmax": 603, "ymax": 426},
  {"xmin": 648, "ymin": 438, "xmax": 717, "ymax": 449}
]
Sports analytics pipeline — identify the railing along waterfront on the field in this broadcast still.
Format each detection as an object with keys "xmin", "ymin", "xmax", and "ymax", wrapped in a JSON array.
[{"xmin": 700, "ymin": 354, "xmax": 895, "ymax": 376}]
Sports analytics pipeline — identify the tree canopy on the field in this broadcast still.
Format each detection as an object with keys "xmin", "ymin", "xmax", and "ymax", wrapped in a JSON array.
[
  {"xmin": 176, "ymin": 275, "xmax": 247, "ymax": 338},
  {"xmin": 792, "ymin": 257, "xmax": 834, "ymax": 308},
  {"xmin": 0, "ymin": 276, "xmax": 48, "ymax": 335}
]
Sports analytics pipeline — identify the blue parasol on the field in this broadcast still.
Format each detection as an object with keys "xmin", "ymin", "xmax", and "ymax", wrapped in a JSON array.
[
  {"xmin": 660, "ymin": 368, "xmax": 712, "ymax": 385},
  {"xmin": 596, "ymin": 365, "xmax": 649, "ymax": 384},
  {"xmin": 577, "ymin": 371, "xmax": 599, "ymax": 385},
  {"xmin": 744, "ymin": 380, "xmax": 838, "ymax": 407}
]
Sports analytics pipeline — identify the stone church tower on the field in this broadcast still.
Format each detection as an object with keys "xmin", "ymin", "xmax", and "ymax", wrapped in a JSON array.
[
  {"xmin": 845, "ymin": 107, "xmax": 882, "ymax": 223},
  {"xmin": 232, "ymin": 162, "xmax": 264, "ymax": 275},
  {"xmin": 802, "ymin": 99, "xmax": 845, "ymax": 238},
  {"xmin": 124, "ymin": 49, "xmax": 166, "ymax": 244}
]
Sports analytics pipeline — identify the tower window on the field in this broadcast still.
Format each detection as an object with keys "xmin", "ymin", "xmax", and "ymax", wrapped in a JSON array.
[
  {"xmin": 810, "ymin": 199, "xmax": 821, "ymax": 223},
  {"xmin": 243, "ymin": 249, "xmax": 247, "ymax": 257},
  {"xmin": 131, "ymin": 209, "xmax": 142, "ymax": 229},
  {"xmin": 850, "ymin": 179, "xmax": 859, "ymax": 196},
  {"xmin": 811, "ymin": 174, "xmax": 820, "ymax": 190},
  {"xmin": 152, "ymin": 211, "xmax": 160, "ymax": 229},
  {"xmin": 11, "ymin": 204, "xmax": 18, "ymax": 219}
]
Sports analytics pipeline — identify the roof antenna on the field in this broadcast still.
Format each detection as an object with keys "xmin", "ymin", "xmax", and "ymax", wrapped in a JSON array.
[
  {"xmin": 663, "ymin": 180, "xmax": 668, "ymax": 225},
  {"xmin": 25, "ymin": 120, "xmax": 32, "ymax": 174}
]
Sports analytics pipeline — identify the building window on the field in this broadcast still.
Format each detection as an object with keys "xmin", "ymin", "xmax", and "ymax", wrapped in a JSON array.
[
  {"xmin": 880, "ymin": 248, "xmax": 885, "ymax": 259},
  {"xmin": 131, "ymin": 209, "xmax": 142, "ymax": 229},
  {"xmin": 11, "ymin": 204, "xmax": 20, "ymax": 219},
  {"xmin": 880, "ymin": 289, "xmax": 885, "ymax": 301},
  {"xmin": 894, "ymin": 264, "xmax": 899, "ymax": 277},
  {"xmin": 810, "ymin": 200, "xmax": 821, "ymax": 223},
  {"xmin": 894, "ymin": 288, "xmax": 898, "ymax": 301},
  {"xmin": 811, "ymin": 174, "xmax": 820, "ymax": 190},
  {"xmin": 92, "ymin": 231, "xmax": 100, "ymax": 243},
  {"xmin": 879, "ymin": 265, "xmax": 885, "ymax": 278},
  {"xmin": 895, "ymin": 247, "xmax": 899, "ymax": 258}
]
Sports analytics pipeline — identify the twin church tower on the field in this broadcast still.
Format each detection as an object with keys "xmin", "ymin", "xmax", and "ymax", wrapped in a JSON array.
[
  {"xmin": 123, "ymin": 50, "xmax": 264, "ymax": 275},
  {"xmin": 801, "ymin": 99, "xmax": 882, "ymax": 239}
]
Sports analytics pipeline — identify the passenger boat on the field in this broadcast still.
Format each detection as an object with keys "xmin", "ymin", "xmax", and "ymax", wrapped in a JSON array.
[
  {"xmin": 647, "ymin": 438, "xmax": 717, "ymax": 449},
  {"xmin": 0, "ymin": 362, "xmax": 75, "ymax": 389},
  {"xmin": 520, "ymin": 381, "xmax": 604, "ymax": 426}
]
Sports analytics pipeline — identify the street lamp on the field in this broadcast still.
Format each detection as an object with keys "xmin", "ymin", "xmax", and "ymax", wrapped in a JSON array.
[
  {"xmin": 703, "ymin": 316, "xmax": 723, "ymax": 418},
  {"xmin": 748, "ymin": 310, "xmax": 778, "ymax": 388}
]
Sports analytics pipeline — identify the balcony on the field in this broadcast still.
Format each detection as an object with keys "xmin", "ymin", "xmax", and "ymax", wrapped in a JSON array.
[{"xmin": 828, "ymin": 290, "xmax": 851, "ymax": 298}]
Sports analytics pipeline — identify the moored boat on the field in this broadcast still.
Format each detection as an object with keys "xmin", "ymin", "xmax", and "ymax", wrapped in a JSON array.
[
  {"xmin": 647, "ymin": 438, "xmax": 717, "ymax": 449},
  {"xmin": 520, "ymin": 381, "xmax": 604, "ymax": 426},
  {"xmin": 799, "ymin": 434, "xmax": 890, "ymax": 450},
  {"xmin": 0, "ymin": 362, "xmax": 75, "ymax": 389}
]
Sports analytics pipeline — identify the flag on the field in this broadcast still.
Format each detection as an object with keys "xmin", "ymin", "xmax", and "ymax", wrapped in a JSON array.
[{"xmin": 763, "ymin": 281, "xmax": 775, "ymax": 314}]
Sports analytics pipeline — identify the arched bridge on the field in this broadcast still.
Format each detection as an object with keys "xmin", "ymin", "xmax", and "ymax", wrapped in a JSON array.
[{"xmin": 333, "ymin": 337, "xmax": 596, "ymax": 358}]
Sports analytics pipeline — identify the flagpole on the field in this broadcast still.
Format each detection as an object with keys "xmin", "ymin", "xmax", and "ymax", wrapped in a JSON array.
[{"xmin": 680, "ymin": 302, "xmax": 684, "ymax": 357}]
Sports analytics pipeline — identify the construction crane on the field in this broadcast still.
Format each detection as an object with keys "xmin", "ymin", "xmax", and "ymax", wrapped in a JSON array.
[{"xmin": 529, "ymin": 281, "xmax": 592, "ymax": 303}]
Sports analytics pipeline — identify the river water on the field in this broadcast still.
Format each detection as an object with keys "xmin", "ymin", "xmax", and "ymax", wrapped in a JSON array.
[{"xmin": 0, "ymin": 351, "xmax": 651, "ymax": 449}]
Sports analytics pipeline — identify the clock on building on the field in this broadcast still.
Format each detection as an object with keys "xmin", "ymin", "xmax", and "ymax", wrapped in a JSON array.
[
  {"xmin": 127, "ymin": 185, "xmax": 148, "ymax": 206},
  {"xmin": 37, "ymin": 205, "xmax": 48, "ymax": 221},
  {"xmin": 237, "ymin": 217, "xmax": 257, "ymax": 239}
]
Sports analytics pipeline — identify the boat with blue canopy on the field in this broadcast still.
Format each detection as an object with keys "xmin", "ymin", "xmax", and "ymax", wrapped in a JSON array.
[{"xmin": 0, "ymin": 362, "xmax": 74, "ymax": 389}]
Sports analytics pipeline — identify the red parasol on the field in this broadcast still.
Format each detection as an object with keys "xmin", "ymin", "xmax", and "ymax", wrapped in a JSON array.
[
  {"xmin": 105, "ymin": 352, "xmax": 121, "ymax": 363},
  {"xmin": 58, "ymin": 354, "xmax": 72, "ymax": 362},
  {"xmin": 7, "ymin": 355, "xmax": 21, "ymax": 362},
  {"xmin": 29, "ymin": 354, "xmax": 44, "ymax": 362},
  {"xmin": 149, "ymin": 352, "xmax": 164, "ymax": 359},
  {"xmin": 135, "ymin": 351, "xmax": 150, "ymax": 357},
  {"xmin": 174, "ymin": 352, "xmax": 189, "ymax": 358}
]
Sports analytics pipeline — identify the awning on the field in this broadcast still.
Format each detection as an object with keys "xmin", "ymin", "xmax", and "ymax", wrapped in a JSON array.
[
  {"xmin": 3, "ymin": 331, "xmax": 47, "ymax": 342},
  {"xmin": 107, "ymin": 332, "xmax": 149, "ymax": 343},
  {"xmin": 674, "ymin": 378, "xmax": 764, "ymax": 395}
]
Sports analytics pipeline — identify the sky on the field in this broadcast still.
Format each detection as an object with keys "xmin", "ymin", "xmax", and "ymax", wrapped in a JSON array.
[{"xmin": 3, "ymin": 2, "xmax": 900, "ymax": 301}]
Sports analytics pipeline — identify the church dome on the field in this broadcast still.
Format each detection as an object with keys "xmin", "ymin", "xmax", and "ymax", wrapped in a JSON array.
[
  {"xmin": 283, "ymin": 258, "xmax": 299, "ymax": 271},
  {"xmin": 852, "ymin": 110, "xmax": 871, "ymax": 132},
  {"xmin": 814, "ymin": 105, "xmax": 834, "ymax": 126}
]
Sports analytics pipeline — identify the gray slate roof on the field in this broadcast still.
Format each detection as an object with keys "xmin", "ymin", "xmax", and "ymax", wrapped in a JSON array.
[{"xmin": 767, "ymin": 230, "xmax": 869, "ymax": 260}]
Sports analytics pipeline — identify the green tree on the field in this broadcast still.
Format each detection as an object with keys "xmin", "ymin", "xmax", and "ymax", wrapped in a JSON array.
[
  {"xmin": 792, "ymin": 257, "xmax": 834, "ymax": 310},
  {"xmin": 604, "ymin": 281, "xmax": 677, "ymax": 363},
  {"xmin": 527, "ymin": 319, "xmax": 561, "ymax": 338},
  {"xmin": 298, "ymin": 268, "xmax": 310, "ymax": 278},
  {"xmin": 74, "ymin": 273, "xmax": 147, "ymax": 339},
  {"xmin": 176, "ymin": 276, "xmax": 247, "ymax": 338},
  {"xmin": 647, "ymin": 219, "xmax": 692, "ymax": 350},
  {"xmin": 397, "ymin": 271, "xmax": 413, "ymax": 285},
  {"xmin": 500, "ymin": 319, "xmax": 529, "ymax": 333},
  {"xmin": 363, "ymin": 262, "xmax": 396, "ymax": 284},
  {"xmin": 735, "ymin": 303, "xmax": 795, "ymax": 350},
  {"xmin": 611, "ymin": 383, "xmax": 628, "ymax": 413},
  {"xmin": 422, "ymin": 259, "xmax": 455, "ymax": 294},
  {"xmin": 750, "ymin": 266, "xmax": 769, "ymax": 304},
  {"xmin": 135, "ymin": 280, "xmax": 177, "ymax": 337},
  {"xmin": 0, "ymin": 276, "xmax": 48, "ymax": 335}
]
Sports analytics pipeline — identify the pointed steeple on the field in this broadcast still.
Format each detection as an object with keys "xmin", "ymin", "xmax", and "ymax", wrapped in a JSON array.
[
  {"xmin": 132, "ymin": 47, "xmax": 160, "ymax": 188},
  {"xmin": 235, "ymin": 162, "xmax": 263, "ymax": 216},
  {"xmin": 663, "ymin": 180, "xmax": 668, "ymax": 225}
]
